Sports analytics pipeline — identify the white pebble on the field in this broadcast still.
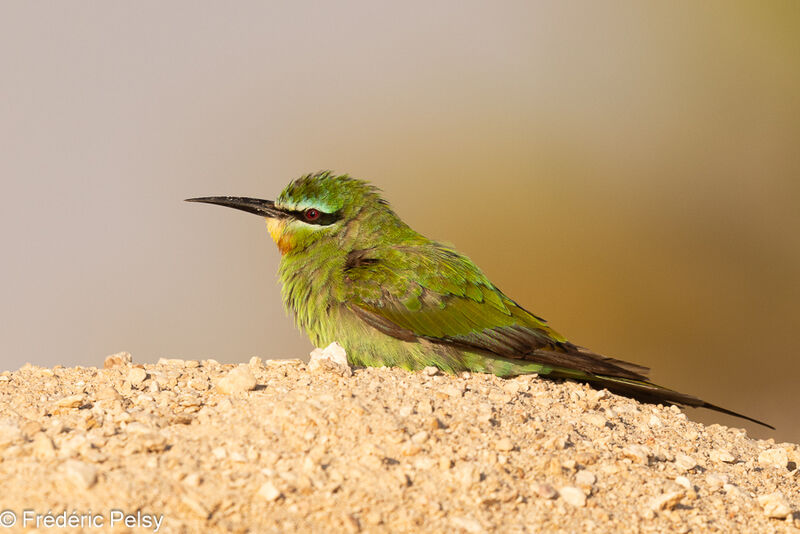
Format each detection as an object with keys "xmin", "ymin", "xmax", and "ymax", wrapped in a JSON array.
[
  {"xmin": 308, "ymin": 342, "xmax": 352, "ymax": 376},
  {"xmin": 127, "ymin": 367, "xmax": 147, "ymax": 387},
  {"xmin": 650, "ymin": 491, "xmax": 684, "ymax": 511},
  {"xmin": 559, "ymin": 486, "xmax": 586, "ymax": 507},
  {"xmin": 63, "ymin": 459, "xmax": 98, "ymax": 489},
  {"xmin": 217, "ymin": 365, "xmax": 257, "ymax": 394},
  {"xmin": 758, "ymin": 491, "xmax": 791, "ymax": 519},
  {"xmin": 674, "ymin": 453, "xmax": 697, "ymax": 472},
  {"xmin": 257, "ymin": 481, "xmax": 282, "ymax": 502},
  {"xmin": 758, "ymin": 448, "xmax": 788, "ymax": 470}
]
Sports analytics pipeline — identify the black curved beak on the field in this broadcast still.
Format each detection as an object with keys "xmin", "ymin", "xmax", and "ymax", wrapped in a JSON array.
[{"xmin": 185, "ymin": 196, "xmax": 285, "ymax": 218}]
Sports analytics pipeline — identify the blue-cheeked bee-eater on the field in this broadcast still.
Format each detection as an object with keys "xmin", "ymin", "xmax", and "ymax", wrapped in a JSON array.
[{"xmin": 187, "ymin": 171, "xmax": 771, "ymax": 429}]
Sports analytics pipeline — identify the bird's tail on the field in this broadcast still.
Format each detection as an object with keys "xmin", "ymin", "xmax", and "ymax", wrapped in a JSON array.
[
  {"xmin": 469, "ymin": 354, "xmax": 774, "ymax": 430},
  {"xmin": 581, "ymin": 373, "xmax": 774, "ymax": 429}
]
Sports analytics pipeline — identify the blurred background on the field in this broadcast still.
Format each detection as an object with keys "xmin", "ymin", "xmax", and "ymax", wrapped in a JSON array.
[{"xmin": 1, "ymin": 2, "xmax": 798, "ymax": 442}]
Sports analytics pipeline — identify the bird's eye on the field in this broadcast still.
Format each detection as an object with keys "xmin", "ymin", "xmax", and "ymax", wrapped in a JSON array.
[{"xmin": 304, "ymin": 208, "xmax": 321, "ymax": 222}]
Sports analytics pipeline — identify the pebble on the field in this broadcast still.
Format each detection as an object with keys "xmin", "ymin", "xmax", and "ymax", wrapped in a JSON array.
[
  {"xmin": 55, "ymin": 394, "xmax": 85, "ymax": 409},
  {"xmin": 181, "ymin": 495, "xmax": 211, "ymax": 518},
  {"xmin": 63, "ymin": 460, "xmax": 98, "ymax": 489},
  {"xmin": 674, "ymin": 476, "xmax": 691, "ymax": 490},
  {"xmin": 411, "ymin": 431, "xmax": 429, "ymax": 444},
  {"xmin": 757, "ymin": 491, "xmax": 791, "ymax": 519},
  {"xmin": 32, "ymin": 433, "xmax": 56, "ymax": 459},
  {"xmin": 127, "ymin": 367, "xmax": 147, "ymax": 388},
  {"xmin": 0, "ymin": 423, "xmax": 22, "ymax": 450},
  {"xmin": 559, "ymin": 486, "xmax": 587, "ymax": 507},
  {"xmin": 258, "ymin": 481, "xmax": 282, "ymax": 502},
  {"xmin": 217, "ymin": 365, "xmax": 257, "ymax": 394},
  {"xmin": 705, "ymin": 473, "xmax": 728, "ymax": 490},
  {"xmin": 674, "ymin": 454, "xmax": 697, "ymax": 472},
  {"xmin": 308, "ymin": 342, "xmax": 352, "ymax": 376},
  {"xmin": 650, "ymin": 490, "xmax": 684, "ymax": 511},
  {"xmin": 575, "ymin": 470, "xmax": 596, "ymax": 490},
  {"xmin": 648, "ymin": 415, "xmax": 663, "ymax": 428},
  {"xmin": 451, "ymin": 516, "xmax": 484, "ymax": 533},
  {"xmin": 103, "ymin": 351, "xmax": 132, "ymax": 368},
  {"xmin": 423, "ymin": 366, "xmax": 439, "ymax": 376},
  {"xmin": 534, "ymin": 483, "xmax": 558, "ymax": 499},
  {"xmin": 622, "ymin": 444, "xmax": 651, "ymax": 464},
  {"xmin": 709, "ymin": 449, "xmax": 736, "ymax": 463},
  {"xmin": 585, "ymin": 413, "xmax": 608, "ymax": 428},
  {"xmin": 758, "ymin": 448, "xmax": 788, "ymax": 470},
  {"xmin": 95, "ymin": 385, "xmax": 121, "ymax": 401},
  {"xmin": 495, "ymin": 438, "xmax": 514, "ymax": 452}
]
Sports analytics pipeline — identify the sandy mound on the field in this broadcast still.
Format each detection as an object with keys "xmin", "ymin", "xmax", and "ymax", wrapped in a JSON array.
[{"xmin": 0, "ymin": 351, "xmax": 797, "ymax": 533}]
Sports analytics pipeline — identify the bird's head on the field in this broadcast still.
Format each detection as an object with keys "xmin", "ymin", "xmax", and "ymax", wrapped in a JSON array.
[{"xmin": 187, "ymin": 171, "xmax": 400, "ymax": 254}]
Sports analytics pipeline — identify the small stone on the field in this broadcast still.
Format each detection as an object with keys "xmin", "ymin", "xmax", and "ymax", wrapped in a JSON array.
[
  {"xmin": 575, "ymin": 470, "xmax": 596, "ymax": 490},
  {"xmin": 127, "ymin": 367, "xmax": 147, "ymax": 388},
  {"xmin": 411, "ymin": 431, "xmax": 429, "ymax": 444},
  {"xmin": 217, "ymin": 365, "xmax": 257, "ymax": 394},
  {"xmin": 417, "ymin": 400, "xmax": 434, "ymax": 416},
  {"xmin": 181, "ymin": 495, "xmax": 211, "ymax": 518},
  {"xmin": 257, "ymin": 481, "xmax": 282, "ymax": 502},
  {"xmin": 103, "ymin": 351, "xmax": 132, "ymax": 368},
  {"xmin": 212, "ymin": 446, "xmax": 227, "ymax": 459},
  {"xmin": 423, "ymin": 366, "xmax": 439, "ymax": 376},
  {"xmin": 402, "ymin": 442, "xmax": 422, "ymax": 456},
  {"xmin": 63, "ymin": 459, "xmax": 98, "ymax": 489},
  {"xmin": 710, "ymin": 449, "xmax": 736, "ymax": 463},
  {"xmin": 158, "ymin": 358, "xmax": 185, "ymax": 366},
  {"xmin": 95, "ymin": 385, "xmax": 121, "ymax": 401},
  {"xmin": 424, "ymin": 416, "xmax": 442, "ymax": 430},
  {"xmin": 674, "ymin": 476, "xmax": 692, "ymax": 490},
  {"xmin": 674, "ymin": 454, "xmax": 697, "ymax": 472},
  {"xmin": 21, "ymin": 420, "xmax": 42, "ymax": 438},
  {"xmin": 135, "ymin": 432, "xmax": 168, "ymax": 453},
  {"xmin": 648, "ymin": 415, "xmax": 663, "ymax": 428},
  {"xmin": 183, "ymin": 473, "xmax": 201, "ymax": 487},
  {"xmin": 559, "ymin": 486, "xmax": 586, "ymax": 507},
  {"xmin": 758, "ymin": 448, "xmax": 788, "ymax": 470},
  {"xmin": 55, "ymin": 394, "xmax": 85, "ymax": 409},
  {"xmin": 650, "ymin": 490, "xmax": 684, "ymax": 511},
  {"xmin": 450, "ymin": 516, "xmax": 484, "ymax": 534},
  {"xmin": 757, "ymin": 491, "xmax": 791, "ymax": 519},
  {"xmin": 495, "ymin": 438, "xmax": 514, "ymax": 452},
  {"xmin": 534, "ymin": 483, "xmax": 558, "ymax": 499},
  {"xmin": 622, "ymin": 444, "xmax": 651, "ymax": 464},
  {"xmin": 32, "ymin": 433, "xmax": 56, "ymax": 459},
  {"xmin": 442, "ymin": 385, "xmax": 465, "ymax": 397},
  {"xmin": 308, "ymin": 342, "xmax": 352, "ymax": 377},
  {"xmin": 705, "ymin": 472, "xmax": 728, "ymax": 490},
  {"xmin": 585, "ymin": 413, "xmax": 607, "ymax": 428},
  {"xmin": 248, "ymin": 356, "xmax": 263, "ymax": 367}
]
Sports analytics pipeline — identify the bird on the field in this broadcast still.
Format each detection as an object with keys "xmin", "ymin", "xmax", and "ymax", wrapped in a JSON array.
[{"xmin": 187, "ymin": 171, "xmax": 772, "ymax": 429}]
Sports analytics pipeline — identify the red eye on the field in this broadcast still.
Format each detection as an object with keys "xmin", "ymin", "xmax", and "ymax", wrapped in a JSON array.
[{"xmin": 304, "ymin": 208, "xmax": 320, "ymax": 221}]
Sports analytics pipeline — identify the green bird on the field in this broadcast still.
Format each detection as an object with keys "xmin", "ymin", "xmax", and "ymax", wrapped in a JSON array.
[{"xmin": 187, "ymin": 171, "xmax": 771, "ymax": 429}]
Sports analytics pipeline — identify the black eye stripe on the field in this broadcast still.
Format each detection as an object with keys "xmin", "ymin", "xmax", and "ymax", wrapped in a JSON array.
[{"xmin": 288, "ymin": 209, "xmax": 341, "ymax": 226}]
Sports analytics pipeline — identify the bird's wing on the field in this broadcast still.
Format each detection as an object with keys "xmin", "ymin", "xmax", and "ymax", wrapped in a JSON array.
[{"xmin": 343, "ymin": 244, "xmax": 649, "ymax": 380}]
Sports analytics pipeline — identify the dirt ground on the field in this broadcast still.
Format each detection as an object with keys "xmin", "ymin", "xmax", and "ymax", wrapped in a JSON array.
[{"xmin": 0, "ymin": 349, "xmax": 798, "ymax": 533}]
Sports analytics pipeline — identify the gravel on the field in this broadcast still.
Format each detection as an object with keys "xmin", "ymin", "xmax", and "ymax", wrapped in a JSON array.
[{"xmin": 0, "ymin": 350, "xmax": 798, "ymax": 533}]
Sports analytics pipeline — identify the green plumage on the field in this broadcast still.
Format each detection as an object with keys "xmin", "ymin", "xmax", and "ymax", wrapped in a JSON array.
[{"xmin": 187, "ymin": 171, "xmax": 772, "ymax": 429}]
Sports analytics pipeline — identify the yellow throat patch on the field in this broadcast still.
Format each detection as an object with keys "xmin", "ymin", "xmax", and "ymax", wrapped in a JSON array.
[{"xmin": 266, "ymin": 218, "xmax": 294, "ymax": 255}]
